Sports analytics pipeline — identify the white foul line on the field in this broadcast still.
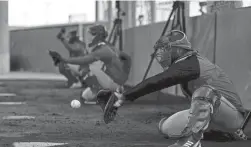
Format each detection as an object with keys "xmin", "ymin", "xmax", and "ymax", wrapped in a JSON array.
[
  {"xmin": 0, "ymin": 102, "xmax": 26, "ymax": 105},
  {"xmin": 12, "ymin": 142, "xmax": 68, "ymax": 147},
  {"xmin": 0, "ymin": 93, "xmax": 16, "ymax": 97},
  {"xmin": 2, "ymin": 116, "xmax": 35, "ymax": 120}
]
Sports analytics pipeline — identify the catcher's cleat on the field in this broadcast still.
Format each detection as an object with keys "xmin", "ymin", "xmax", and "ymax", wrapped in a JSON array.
[
  {"xmin": 69, "ymin": 82, "xmax": 82, "ymax": 89},
  {"xmin": 96, "ymin": 89, "xmax": 112, "ymax": 111},
  {"xmin": 103, "ymin": 93, "xmax": 118, "ymax": 124},
  {"xmin": 168, "ymin": 132, "xmax": 202, "ymax": 147},
  {"xmin": 234, "ymin": 129, "xmax": 248, "ymax": 141}
]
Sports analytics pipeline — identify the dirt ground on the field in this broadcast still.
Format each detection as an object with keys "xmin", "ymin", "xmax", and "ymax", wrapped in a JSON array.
[{"xmin": 0, "ymin": 80, "xmax": 251, "ymax": 147}]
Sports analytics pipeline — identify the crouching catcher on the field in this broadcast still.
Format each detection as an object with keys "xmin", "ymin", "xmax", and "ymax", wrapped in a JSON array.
[
  {"xmin": 49, "ymin": 24, "xmax": 131, "ymax": 105},
  {"xmin": 50, "ymin": 28, "xmax": 88, "ymax": 88},
  {"xmin": 97, "ymin": 30, "xmax": 249, "ymax": 147}
]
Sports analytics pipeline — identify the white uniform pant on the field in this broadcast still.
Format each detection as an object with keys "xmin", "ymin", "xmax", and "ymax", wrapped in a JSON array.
[{"xmin": 159, "ymin": 95, "xmax": 245, "ymax": 138}]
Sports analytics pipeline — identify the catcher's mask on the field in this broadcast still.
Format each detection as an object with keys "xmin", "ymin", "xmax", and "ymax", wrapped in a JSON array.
[
  {"xmin": 88, "ymin": 24, "xmax": 108, "ymax": 48},
  {"xmin": 153, "ymin": 30, "xmax": 192, "ymax": 69},
  {"xmin": 66, "ymin": 30, "xmax": 79, "ymax": 44}
]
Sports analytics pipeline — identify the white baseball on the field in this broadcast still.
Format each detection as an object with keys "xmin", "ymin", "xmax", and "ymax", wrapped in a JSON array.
[{"xmin": 70, "ymin": 99, "xmax": 81, "ymax": 108}]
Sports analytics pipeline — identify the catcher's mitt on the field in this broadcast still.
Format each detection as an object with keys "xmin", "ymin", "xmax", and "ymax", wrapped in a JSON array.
[
  {"xmin": 103, "ymin": 93, "xmax": 118, "ymax": 124},
  {"xmin": 96, "ymin": 89, "xmax": 118, "ymax": 124},
  {"xmin": 96, "ymin": 89, "xmax": 112, "ymax": 111},
  {"xmin": 48, "ymin": 50, "xmax": 62, "ymax": 66},
  {"xmin": 57, "ymin": 28, "xmax": 66, "ymax": 40}
]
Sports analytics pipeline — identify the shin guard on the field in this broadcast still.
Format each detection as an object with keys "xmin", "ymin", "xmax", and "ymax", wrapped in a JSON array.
[
  {"xmin": 182, "ymin": 86, "xmax": 221, "ymax": 136},
  {"xmin": 58, "ymin": 63, "xmax": 78, "ymax": 84}
]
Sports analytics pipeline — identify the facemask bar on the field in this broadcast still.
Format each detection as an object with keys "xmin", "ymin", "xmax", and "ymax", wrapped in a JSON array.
[
  {"xmin": 155, "ymin": 47, "xmax": 172, "ymax": 70},
  {"xmin": 154, "ymin": 30, "xmax": 190, "ymax": 69},
  {"xmin": 88, "ymin": 25, "xmax": 108, "ymax": 48}
]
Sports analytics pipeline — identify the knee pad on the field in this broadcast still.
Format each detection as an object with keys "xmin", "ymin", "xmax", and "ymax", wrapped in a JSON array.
[
  {"xmin": 192, "ymin": 85, "xmax": 221, "ymax": 107},
  {"xmin": 58, "ymin": 63, "xmax": 72, "ymax": 75},
  {"xmin": 81, "ymin": 87, "xmax": 96, "ymax": 101},
  {"xmin": 183, "ymin": 85, "xmax": 221, "ymax": 135}
]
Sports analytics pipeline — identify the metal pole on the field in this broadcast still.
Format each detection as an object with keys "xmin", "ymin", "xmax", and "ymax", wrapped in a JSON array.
[
  {"xmin": 95, "ymin": 1, "xmax": 99, "ymax": 21},
  {"xmin": 142, "ymin": 3, "xmax": 177, "ymax": 81},
  {"xmin": 116, "ymin": 1, "xmax": 123, "ymax": 51},
  {"xmin": 119, "ymin": 19, "xmax": 123, "ymax": 51}
]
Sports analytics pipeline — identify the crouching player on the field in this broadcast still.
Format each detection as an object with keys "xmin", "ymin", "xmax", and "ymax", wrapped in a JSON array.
[
  {"xmin": 54, "ymin": 28, "xmax": 88, "ymax": 88},
  {"xmin": 50, "ymin": 24, "xmax": 131, "ymax": 105},
  {"xmin": 100, "ymin": 30, "xmax": 249, "ymax": 147}
]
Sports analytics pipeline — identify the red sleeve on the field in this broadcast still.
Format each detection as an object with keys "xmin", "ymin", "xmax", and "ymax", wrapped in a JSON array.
[{"xmin": 64, "ymin": 45, "xmax": 113, "ymax": 65}]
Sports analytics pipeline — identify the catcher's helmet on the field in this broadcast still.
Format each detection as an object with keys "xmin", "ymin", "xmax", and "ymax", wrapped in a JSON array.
[
  {"xmin": 88, "ymin": 24, "xmax": 108, "ymax": 47},
  {"xmin": 66, "ymin": 30, "xmax": 79, "ymax": 44},
  {"xmin": 154, "ymin": 30, "xmax": 192, "ymax": 69}
]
